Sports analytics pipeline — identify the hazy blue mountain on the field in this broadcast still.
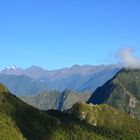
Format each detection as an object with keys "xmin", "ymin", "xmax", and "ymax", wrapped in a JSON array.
[
  {"xmin": 0, "ymin": 65, "xmax": 48, "ymax": 80},
  {"xmin": 0, "ymin": 74, "xmax": 47, "ymax": 96},
  {"xmin": 0, "ymin": 64, "xmax": 120, "ymax": 95},
  {"xmin": 78, "ymin": 65, "xmax": 120, "ymax": 91}
]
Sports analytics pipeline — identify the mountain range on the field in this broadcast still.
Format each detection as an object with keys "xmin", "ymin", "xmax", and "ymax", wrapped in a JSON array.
[
  {"xmin": 0, "ymin": 64, "xmax": 120, "ymax": 95},
  {"xmin": 19, "ymin": 68, "xmax": 140, "ymax": 121},
  {"xmin": 0, "ymin": 83, "xmax": 140, "ymax": 140}
]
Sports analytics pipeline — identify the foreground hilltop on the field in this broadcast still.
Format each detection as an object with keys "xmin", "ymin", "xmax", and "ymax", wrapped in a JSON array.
[
  {"xmin": 0, "ymin": 83, "xmax": 140, "ymax": 140},
  {"xmin": 88, "ymin": 69, "xmax": 140, "ymax": 119}
]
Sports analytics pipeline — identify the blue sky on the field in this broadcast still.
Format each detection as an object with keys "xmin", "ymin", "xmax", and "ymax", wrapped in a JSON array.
[{"xmin": 0, "ymin": 0, "xmax": 140, "ymax": 69}]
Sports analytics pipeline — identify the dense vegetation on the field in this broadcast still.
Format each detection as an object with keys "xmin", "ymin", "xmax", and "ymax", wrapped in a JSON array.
[
  {"xmin": 69, "ymin": 102, "xmax": 140, "ymax": 140},
  {"xmin": 1, "ymin": 83, "xmax": 140, "ymax": 139}
]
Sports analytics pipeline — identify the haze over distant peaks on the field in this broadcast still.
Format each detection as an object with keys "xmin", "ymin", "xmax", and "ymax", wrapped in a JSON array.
[
  {"xmin": 2, "ymin": 65, "xmax": 18, "ymax": 71},
  {"xmin": 0, "ymin": 64, "xmax": 121, "ymax": 95}
]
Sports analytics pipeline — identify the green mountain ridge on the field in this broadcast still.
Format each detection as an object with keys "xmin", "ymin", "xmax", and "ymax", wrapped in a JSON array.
[
  {"xmin": 88, "ymin": 69, "xmax": 140, "ymax": 119},
  {"xmin": 68, "ymin": 102, "xmax": 140, "ymax": 139}
]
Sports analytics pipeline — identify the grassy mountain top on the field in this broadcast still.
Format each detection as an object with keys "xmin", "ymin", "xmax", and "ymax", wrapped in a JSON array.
[
  {"xmin": 70, "ymin": 102, "xmax": 138, "ymax": 127},
  {"xmin": 69, "ymin": 102, "xmax": 140, "ymax": 139}
]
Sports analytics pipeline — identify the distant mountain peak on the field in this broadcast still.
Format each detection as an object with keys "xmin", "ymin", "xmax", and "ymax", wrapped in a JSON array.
[
  {"xmin": 25, "ymin": 65, "xmax": 46, "ymax": 72},
  {"xmin": 29, "ymin": 65, "xmax": 42, "ymax": 69},
  {"xmin": 3, "ymin": 65, "xmax": 17, "ymax": 71},
  {"xmin": 10, "ymin": 65, "xmax": 17, "ymax": 70},
  {"xmin": 71, "ymin": 64, "xmax": 81, "ymax": 68}
]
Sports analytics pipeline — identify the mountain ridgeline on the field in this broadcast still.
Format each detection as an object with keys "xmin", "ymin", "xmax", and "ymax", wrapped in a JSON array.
[
  {"xmin": 0, "ymin": 64, "xmax": 120, "ymax": 95},
  {"xmin": 0, "ymin": 83, "xmax": 140, "ymax": 140},
  {"xmin": 88, "ymin": 69, "xmax": 140, "ymax": 119}
]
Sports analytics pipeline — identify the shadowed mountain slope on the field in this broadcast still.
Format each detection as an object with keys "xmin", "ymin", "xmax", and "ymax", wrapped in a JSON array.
[{"xmin": 88, "ymin": 69, "xmax": 140, "ymax": 119}]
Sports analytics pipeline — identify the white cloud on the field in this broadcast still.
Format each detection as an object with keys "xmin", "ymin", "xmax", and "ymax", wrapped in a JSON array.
[{"xmin": 118, "ymin": 48, "xmax": 140, "ymax": 69}]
